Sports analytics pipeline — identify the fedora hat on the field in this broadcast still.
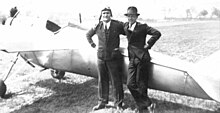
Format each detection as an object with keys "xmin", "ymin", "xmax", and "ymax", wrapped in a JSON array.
[{"xmin": 124, "ymin": 6, "xmax": 140, "ymax": 16}]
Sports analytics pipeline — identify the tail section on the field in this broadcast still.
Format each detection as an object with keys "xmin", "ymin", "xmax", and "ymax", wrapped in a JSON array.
[
  {"xmin": 149, "ymin": 50, "xmax": 220, "ymax": 102},
  {"xmin": 189, "ymin": 50, "xmax": 220, "ymax": 102}
]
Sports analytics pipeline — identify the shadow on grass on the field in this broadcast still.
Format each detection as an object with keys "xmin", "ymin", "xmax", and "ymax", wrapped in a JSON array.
[
  {"xmin": 123, "ymin": 92, "xmax": 220, "ymax": 113},
  {"xmin": 2, "ymin": 92, "xmax": 15, "ymax": 99},
  {"xmin": 10, "ymin": 77, "xmax": 98, "ymax": 113},
  {"xmin": 9, "ymin": 77, "xmax": 220, "ymax": 113},
  {"xmin": 152, "ymin": 98, "xmax": 220, "ymax": 113}
]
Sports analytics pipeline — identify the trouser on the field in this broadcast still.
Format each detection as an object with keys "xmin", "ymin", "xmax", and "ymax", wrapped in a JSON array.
[
  {"xmin": 127, "ymin": 57, "xmax": 152, "ymax": 108},
  {"xmin": 97, "ymin": 58, "xmax": 124, "ymax": 107}
]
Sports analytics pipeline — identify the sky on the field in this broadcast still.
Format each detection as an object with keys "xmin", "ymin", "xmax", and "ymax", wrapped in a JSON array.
[{"xmin": 1, "ymin": 0, "xmax": 220, "ymax": 19}]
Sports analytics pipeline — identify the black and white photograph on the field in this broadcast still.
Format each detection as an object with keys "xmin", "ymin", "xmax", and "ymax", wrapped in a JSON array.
[{"xmin": 0, "ymin": 0, "xmax": 220, "ymax": 113}]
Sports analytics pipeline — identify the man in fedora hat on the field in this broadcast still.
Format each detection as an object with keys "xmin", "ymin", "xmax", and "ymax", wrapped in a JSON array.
[
  {"xmin": 86, "ymin": 7, "xmax": 125, "ymax": 112},
  {"xmin": 123, "ymin": 6, "xmax": 161, "ymax": 113}
]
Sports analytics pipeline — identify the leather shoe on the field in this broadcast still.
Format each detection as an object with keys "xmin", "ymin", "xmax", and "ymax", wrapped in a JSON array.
[
  {"xmin": 147, "ymin": 103, "xmax": 156, "ymax": 113},
  {"xmin": 116, "ymin": 106, "xmax": 123, "ymax": 112},
  {"xmin": 92, "ymin": 103, "xmax": 106, "ymax": 111},
  {"xmin": 116, "ymin": 106, "xmax": 123, "ymax": 110},
  {"xmin": 136, "ymin": 103, "xmax": 156, "ymax": 113}
]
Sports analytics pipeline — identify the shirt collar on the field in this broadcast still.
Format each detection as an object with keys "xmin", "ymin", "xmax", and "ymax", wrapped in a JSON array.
[
  {"xmin": 103, "ymin": 20, "xmax": 111, "ymax": 29},
  {"xmin": 128, "ymin": 22, "xmax": 136, "ymax": 31}
]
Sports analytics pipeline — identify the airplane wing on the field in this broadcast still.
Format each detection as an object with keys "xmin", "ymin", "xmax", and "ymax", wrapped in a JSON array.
[{"xmin": 0, "ymin": 25, "xmax": 92, "ymax": 53}]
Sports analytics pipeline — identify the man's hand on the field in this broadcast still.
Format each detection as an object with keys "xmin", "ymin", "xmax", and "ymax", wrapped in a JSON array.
[
  {"xmin": 144, "ymin": 44, "xmax": 151, "ymax": 50},
  {"xmin": 91, "ymin": 42, "xmax": 96, "ymax": 48}
]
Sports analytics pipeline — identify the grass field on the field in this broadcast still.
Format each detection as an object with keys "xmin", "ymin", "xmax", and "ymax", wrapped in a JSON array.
[{"xmin": 0, "ymin": 20, "xmax": 220, "ymax": 113}]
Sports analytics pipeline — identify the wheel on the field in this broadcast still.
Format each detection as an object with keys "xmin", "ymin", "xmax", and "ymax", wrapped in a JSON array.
[
  {"xmin": 0, "ymin": 79, "xmax": 6, "ymax": 98},
  {"xmin": 50, "ymin": 70, "xmax": 65, "ymax": 80}
]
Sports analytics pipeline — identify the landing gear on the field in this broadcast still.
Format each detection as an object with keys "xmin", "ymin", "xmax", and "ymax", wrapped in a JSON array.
[
  {"xmin": 50, "ymin": 70, "xmax": 65, "ymax": 81},
  {"xmin": 0, "ymin": 53, "xmax": 19, "ymax": 98}
]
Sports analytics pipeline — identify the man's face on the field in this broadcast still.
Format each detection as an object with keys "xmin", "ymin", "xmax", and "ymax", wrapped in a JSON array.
[
  {"xmin": 127, "ymin": 14, "xmax": 138, "ymax": 25},
  {"xmin": 101, "ymin": 11, "xmax": 111, "ymax": 22}
]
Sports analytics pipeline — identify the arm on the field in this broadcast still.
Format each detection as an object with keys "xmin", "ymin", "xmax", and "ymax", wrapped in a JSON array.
[
  {"xmin": 119, "ymin": 21, "xmax": 126, "ymax": 35},
  {"xmin": 113, "ymin": 19, "xmax": 126, "ymax": 35},
  {"xmin": 145, "ymin": 25, "xmax": 162, "ymax": 49},
  {"xmin": 86, "ymin": 28, "xmax": 96, "ymax": 48}
]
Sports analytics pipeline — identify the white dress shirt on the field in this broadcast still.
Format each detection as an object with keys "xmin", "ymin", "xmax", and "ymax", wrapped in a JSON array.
[
  {"xmin": 103, "ymin": 21, "xmax": 111, "ymax": 30},
  {"xmin": 129, "ymin": 22, "xmax": 136, "ymax": 31}
]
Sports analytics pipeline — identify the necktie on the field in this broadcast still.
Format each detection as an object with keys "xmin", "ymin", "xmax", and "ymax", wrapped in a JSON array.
[
  {"xmin": 104, "ymin": 24, "xmax": 108, "ymax": 34},
  {"xmin": 105, "ymin": 24, "xmax": 108, "ymax": 31},
  {"xmin": 128, "ymin": 24, "xmax": 132, "ymax": 33},
  {"xmin": 129, "ymin": 23, "xmax": 132, "ymax": 29},
  {"xmin": 129, "ymin": 23, "xmax": 133, "ymax": 31}
]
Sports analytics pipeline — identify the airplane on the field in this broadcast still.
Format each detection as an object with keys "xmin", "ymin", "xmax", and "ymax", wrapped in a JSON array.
[{"xmin": 0, "ymin": 12, "xmax": 219, "ymax": 106}]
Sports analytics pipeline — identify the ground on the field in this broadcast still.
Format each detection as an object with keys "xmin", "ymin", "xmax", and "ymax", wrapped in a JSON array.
[{"xmin": 0, "ymin": 20, "xmax": 220, "ymax": 113}]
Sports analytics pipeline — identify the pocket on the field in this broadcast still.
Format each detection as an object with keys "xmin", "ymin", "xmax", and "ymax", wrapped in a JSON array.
[
  {"xmin": 142, "ymin": 51, "xmax": 151, "ymax": 61},
  {"xmin": 97, "ymin": 50, "xmax": 104, "ymax": 59},
  {"xmin": 111, "ymin": 49, "xmax": 123, "ymax": 59}
]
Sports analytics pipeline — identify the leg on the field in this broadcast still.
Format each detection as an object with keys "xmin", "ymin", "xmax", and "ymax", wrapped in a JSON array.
[
  {"xmin": 93, "ymin": 59, "xmax": 109, "ymax": 110},
  {"xmin": 127, "ymin": 58, "xmax": 152, "ymax": 109},
  {"xmin": 127, "ymin": 58, "xmax": 142, "ymax": 105},
  {"xmin": 107, "ymin": 59, "xmax": 124, "ymax": 108},
  {"xmin": 136, "ymin": 61, "xmax": 152, "ymax": 108}
]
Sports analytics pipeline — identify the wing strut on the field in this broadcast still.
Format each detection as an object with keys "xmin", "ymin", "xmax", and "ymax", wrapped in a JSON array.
[
  {"xmin": 0, "ymin": 52, "xmax": 20, "ymax": 98},
  {"xmin": 3, "ymin": 52, "xmax": 20, "ymax": 81}
]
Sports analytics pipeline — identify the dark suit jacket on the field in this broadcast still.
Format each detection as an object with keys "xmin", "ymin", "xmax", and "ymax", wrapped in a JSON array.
[
  {"xmin": 124, "ymin": 22, "xmax": 161, "ymax": 61},
  {"xmin": 86, "ymin": 20, "xmax": 125, "ymax": 60}
]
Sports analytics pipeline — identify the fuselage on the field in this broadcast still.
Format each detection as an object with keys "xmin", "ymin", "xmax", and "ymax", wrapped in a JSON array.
[{"xmin": 19, "ymin": 48, "xmax": 219, "ymax": 102}]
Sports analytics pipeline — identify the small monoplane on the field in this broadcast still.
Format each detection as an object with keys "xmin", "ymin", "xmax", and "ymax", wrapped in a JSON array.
[{"xmin": 0, "ymin": 12, "xmax": 219, "ymax": 104}]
